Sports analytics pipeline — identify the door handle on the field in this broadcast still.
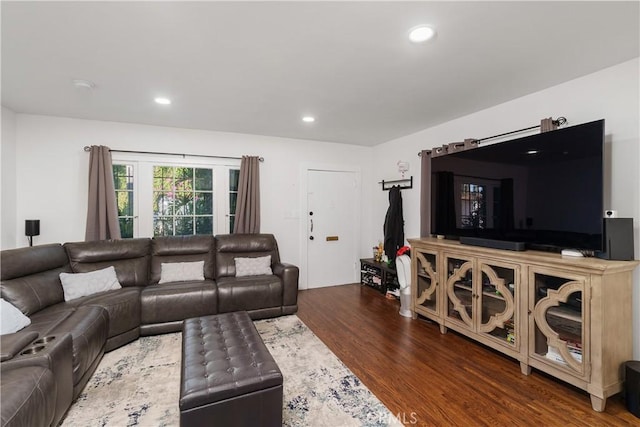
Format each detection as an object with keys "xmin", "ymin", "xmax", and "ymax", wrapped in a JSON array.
[{"xmin": 310, "ymin": 219, "xmax": 314, "ymax": 233}]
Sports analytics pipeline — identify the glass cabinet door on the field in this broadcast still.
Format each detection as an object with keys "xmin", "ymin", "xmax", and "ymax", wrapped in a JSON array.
[
  {"xmin": 477, "ymin": 261, "xmax": 517, "ymax": 349},
  {"xmin": 444, "ymin": 254, "xmax": 474, "ymax": 328},
  {"xmin": 414, "ymin": 251, "xmax": 438, "ymax": 315},
  {"xmin": 530, "ymin": 270, "xmax": 588, "ymax": 377}
]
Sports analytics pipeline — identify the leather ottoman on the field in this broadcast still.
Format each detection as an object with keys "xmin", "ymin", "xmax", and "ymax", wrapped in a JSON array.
[{"xmin": 180, "ymin": 312, "xmax": 283, "ymax": 427}]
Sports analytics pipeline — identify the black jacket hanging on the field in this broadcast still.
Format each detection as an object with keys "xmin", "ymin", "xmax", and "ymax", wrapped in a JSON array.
[{"xmin": 383, "ymin": 185, "xmax": 404, "ymax": 261}]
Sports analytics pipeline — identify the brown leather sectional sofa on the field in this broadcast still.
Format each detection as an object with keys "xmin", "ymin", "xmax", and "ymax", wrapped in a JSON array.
[{"xmin": 0, "ymin": 233, "xmax": 298, "ymax": 427}]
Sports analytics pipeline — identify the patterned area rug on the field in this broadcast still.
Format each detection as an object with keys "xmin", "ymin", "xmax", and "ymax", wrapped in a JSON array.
[{"xmin": 61, "ymin": 315, "xmax": 401, "ymax": 426}]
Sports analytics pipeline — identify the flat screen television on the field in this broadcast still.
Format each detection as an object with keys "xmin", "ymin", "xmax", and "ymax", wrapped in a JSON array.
[{"xmin": 430, "ymin": 119, "xmax": 604, "ymax": 252}]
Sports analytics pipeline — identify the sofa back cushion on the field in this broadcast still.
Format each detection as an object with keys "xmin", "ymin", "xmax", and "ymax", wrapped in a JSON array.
[
  {"xmin": 150, "ymin": 235, "xmax": 215, "ymax": 284},
  {"xmin": 0, "ymin": 244, "xmax": 69, "ymax": 315},
  {"xmin": 64, "ymin": 238, "xmax": 151, "ymax": 287},
  {"xmin": 215, "ymin": 234, "xmax": 280, "ymax": 278}
]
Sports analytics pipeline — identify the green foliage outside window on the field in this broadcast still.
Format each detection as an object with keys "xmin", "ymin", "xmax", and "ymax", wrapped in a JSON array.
[
  {"xmin": 113, "ymin": 165, "xmax": 134, "ymax": 238},
  {"xmin": 153, "ymin": 166, "xmax": 214, "ymax": 236}
]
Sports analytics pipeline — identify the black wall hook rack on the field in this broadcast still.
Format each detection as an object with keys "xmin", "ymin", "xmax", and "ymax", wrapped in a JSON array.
[{"xmin": 379, "ymin": 176, "xmax": 413, "ymax": 191}]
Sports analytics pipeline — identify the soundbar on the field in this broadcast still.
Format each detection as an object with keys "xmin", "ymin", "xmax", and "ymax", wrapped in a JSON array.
[{"xmin": 459, "ymin": 237, "xmax": 526, "ymax": 252}]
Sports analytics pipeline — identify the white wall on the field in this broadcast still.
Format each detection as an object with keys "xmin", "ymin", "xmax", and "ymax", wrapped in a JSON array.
[
  {"xmin": 372, "ymin": 58, "xmax": 640, "ymax": 357},
  {"xmin": 7, "ymin": 58, "xmax": 640, "ymax": 356},
  {"xmin": 12, "ymin": 115, "xmax": 374, "ymax": 273},
  {"xmin": 1, "ymin": 106, "xmax": 18, "ymax": 249}
]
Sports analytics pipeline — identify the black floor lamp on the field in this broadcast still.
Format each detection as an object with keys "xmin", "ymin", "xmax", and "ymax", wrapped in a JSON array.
[{"xmin": 25, "ymin": 219, "xmax": 40, "ymax": 247}]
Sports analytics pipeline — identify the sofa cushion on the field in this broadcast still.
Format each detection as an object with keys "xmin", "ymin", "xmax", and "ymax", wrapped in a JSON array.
[
  {"xmin": 59, "ymin": 266, "xmax": 122, "ymax": 301},
  {"xmin": 26, "ymin": 304, "xmax": 109, "ymax": 386},
  {"xmin": 67, "ymin": 287, "xmax": 142, "ymax": 339},
  {"xmin": 1, "ymin": 298, "xmax": 31, "ymax": 335},
  {"xmin": 1, "ymin": 244, "xmax": 69, "ymax": 315},
  {"xmin": 215, "ymin": 234, "xmax": 280, "ymax": 278},
  {"xmin": 141, "ymin": 280, "xmax": 217, "ymax": 325},
  {"xmin": 159, "ymin": 261, "xmax": 205, "ymax": 284},
  {"xmin": 150, "ymin": 235, "xmax": 215, "ymax": 284},
  {"xmin": 44, "ymin": 305, "xmax": 109, "ymax": 386},
  {"xmin": 216, "ymin": 275, "xmax": 283, "ymax": 313},
  {"xmin": 234, "ymin": 255, "xmax": 273, "ymax": 277},
  {"xmin": 64, "ymin": 239, "xmax": 151, "ymax": 287}
]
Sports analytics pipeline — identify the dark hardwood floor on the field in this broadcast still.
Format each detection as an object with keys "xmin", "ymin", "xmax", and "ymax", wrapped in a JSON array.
[{"xmin": 297, "ymin": 284, "xmax": 637, "ymax": 426}]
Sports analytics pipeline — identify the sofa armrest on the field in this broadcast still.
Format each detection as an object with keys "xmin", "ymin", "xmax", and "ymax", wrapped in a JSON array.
[
  {"xmin": 1, "ymin": 333, "xmax": 74, "ymax": 426},
  {"xmin": 0, "ymin": 331, "xmax": 39, "ymax": 362},
  {"xmin": 272, "ymin": 263, "xmax": 299, "ymax": 307}
]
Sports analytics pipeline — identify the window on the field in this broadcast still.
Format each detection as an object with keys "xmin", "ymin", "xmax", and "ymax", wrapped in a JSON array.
[
  {"xmin": 460, "ymin": 183, "xmax": 486, "ymax": 229},
  {"xmin": 152, "ymin": 166, "xmax": 213, "ymax": 236},
  {"xmin": 113, "ymin": 164, "xmax": 135, "ymax": 238},
  {"xmin": 112, "ymin": 159, "xmax": 239, "ymax": 238}
]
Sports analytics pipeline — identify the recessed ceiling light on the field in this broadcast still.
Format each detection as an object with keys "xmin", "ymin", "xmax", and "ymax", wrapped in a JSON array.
[
  {"xmin": 526, "ymin": 150, "xmax": 539, "ymax": 155},
  {"xmin": 154, "ymin": 97, "xmax": 171, "ymax": 105},
  {"xmin": 408, "ymin": 25, "xmax": 436, "ymax": 43},
  {"xmin": 302, "ymin": 116, "xmax": 315, "ymax": 123}
]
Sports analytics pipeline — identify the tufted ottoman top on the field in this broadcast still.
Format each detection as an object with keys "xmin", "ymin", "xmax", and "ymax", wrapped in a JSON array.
[{"xmin": 180, "ymin": 311, "xmax": 283, "ymax": 411}]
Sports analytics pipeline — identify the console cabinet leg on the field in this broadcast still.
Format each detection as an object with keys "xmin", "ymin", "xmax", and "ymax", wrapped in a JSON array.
[
  {"xmin": 590, "ymin": 395, "xmax": 606, "ymax": 412},
  {"xmin": 439, "ymin": 324, "xmax": 447, "ymax": 334},
  {"xmin": 520, "ymin": 362, "xmax": 531, "ymax": 375}
]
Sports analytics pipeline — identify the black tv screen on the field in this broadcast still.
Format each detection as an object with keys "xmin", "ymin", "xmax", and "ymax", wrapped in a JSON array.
[{"xmin": 430, "ymin": 119, "xmax": 604, "ymax": 252}]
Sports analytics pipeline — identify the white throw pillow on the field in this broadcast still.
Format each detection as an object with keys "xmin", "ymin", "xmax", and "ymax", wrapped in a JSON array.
[
  {"xmin": 59, "ymin": 266, "xmax": 122, "ymax": 302},
  {"xmin": 234, "ymin": 255, "xmax": 273, "ymax": 277},
  {"xmin": 159, "ymin": 261, "xmax": 205, "ymax": 284},
  {"xmin": 1, "ymin": 298, "xmax": 31, "ymax": 335}
]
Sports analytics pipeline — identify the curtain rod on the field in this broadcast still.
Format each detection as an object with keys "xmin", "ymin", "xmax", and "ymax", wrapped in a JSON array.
[
  {"xmin": 418, "ymin": 117, "xmax": 567, "ymax": 157},
  {"xmin": 83, "ymin": 146, "xmax": 264, "ymax": 162}
]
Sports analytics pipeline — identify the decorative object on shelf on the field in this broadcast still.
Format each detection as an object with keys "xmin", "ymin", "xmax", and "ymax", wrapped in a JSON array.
[
  {"xmin": 25, "ymin": 219, "xmax": 40, "ymax": 247},
  {"xmin": 373, "ymin": 242, "xmax": 383, "ymax": 262},
  {"xmin": 397, "ymin": 160, "xmax": 409, "ymax": 178}
]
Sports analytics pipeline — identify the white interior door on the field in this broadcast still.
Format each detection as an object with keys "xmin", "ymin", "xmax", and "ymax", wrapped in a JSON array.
[{"xmin": 306, "ymin": 169, "xmax": 359, "ymax": 288}]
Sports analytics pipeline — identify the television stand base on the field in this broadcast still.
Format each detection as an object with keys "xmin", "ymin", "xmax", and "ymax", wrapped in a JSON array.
[{"xmin": 459, "ymin": 237, "xmax": 525, "ymax": 251}]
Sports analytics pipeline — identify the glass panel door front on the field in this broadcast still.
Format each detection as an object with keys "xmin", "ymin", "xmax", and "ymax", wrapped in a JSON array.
[
  {"xmin": 415, "ymin": 251, "xmax": 438, "ymax": 315},
  {"xmin": 445, "ymin": 255, "xmax": 474, "ymax": 328},
  {"xmin": 477, "ymin": 262, "xmax": 517, "ymax": 348},
  {"xmin": 531, "ymin": 271, "xmax": 587, "ymax": 377}
]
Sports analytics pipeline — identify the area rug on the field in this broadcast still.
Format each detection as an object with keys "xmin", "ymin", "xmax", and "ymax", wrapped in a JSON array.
[{"xmin": 61, "ymin": 315, "xmax": 401, "ymax": 426}]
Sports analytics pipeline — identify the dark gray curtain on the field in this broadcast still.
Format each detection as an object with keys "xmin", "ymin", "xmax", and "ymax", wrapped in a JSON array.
[
  {"xmin": 85, "ymin": 145, "xmax": 120, "ymax": 241},
  {"xmin": 540, "ymin": 117, "xmax": 558, "ymax": 132},
  {"xmin": 419, "ymin": 149, "xmax": 432, "ymax": 237},
  {"xmin": 233, "ymin": 156, "xmax": 261, "ymax": 234},
  {"xmin": 433, "ymin": 171, "xmax": 456, "ymax": 235}
]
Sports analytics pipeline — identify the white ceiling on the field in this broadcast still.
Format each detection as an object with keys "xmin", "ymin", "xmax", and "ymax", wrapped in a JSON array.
[{"xmin": 2, "ymin": 1, "xmax": 639, "ymax": 146}]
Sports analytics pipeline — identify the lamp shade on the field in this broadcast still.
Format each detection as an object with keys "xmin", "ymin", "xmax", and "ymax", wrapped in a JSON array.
[{"xmin": 25, "ymin": 220, "xmax": 40, "ymax": 237}]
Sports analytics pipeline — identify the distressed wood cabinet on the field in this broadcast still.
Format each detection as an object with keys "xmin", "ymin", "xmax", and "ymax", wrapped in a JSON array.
[{"xmin": 408, "ymin": 237, "xmax": 638, "ymax": 411}]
